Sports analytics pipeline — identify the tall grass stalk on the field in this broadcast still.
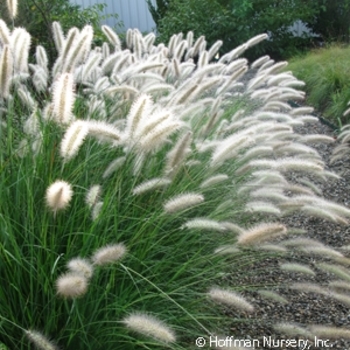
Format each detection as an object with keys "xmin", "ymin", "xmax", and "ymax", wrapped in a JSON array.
[{"xmin": 0, "ymin": 19, "xmax": 348, "ymax": 350}]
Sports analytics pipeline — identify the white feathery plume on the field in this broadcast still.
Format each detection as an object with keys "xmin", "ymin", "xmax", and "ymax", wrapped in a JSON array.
[
  {"xmin": 125, "ymin": 28, "xmax": 134, "ymax": 49},
  {"xmin": 60, "ymin": 120, "xmax": 89, "ymax": 161},
  {"xmin": 182, "ymin": 218, "xmax": 226, "ymax": 232},
  {"xmin": 259, "ymin": 61, "xmax": 288, "ymax": 76},
  {"xmin": 221, "ymin": 222, "xmax": 244, "ymax": 234},
  {"xmin": 123, "ymin": 313, "xmax": 176, "ymax": 343},
  {"xmin": 273, "ymin": 323, "xmax": 312, "ymax": 338},
  {"xmin": 208, "ymin": 287, "xmax": 254, "ymax": 313},
  {"xmin": 214, "ymin": 245, "xmax": 240, "ymax": 255},
  {"xmin": 91, "ymin": 201, "xmax": 103, "ymax": 220},
  {"xmin": 138, "ymin": 118, "xmax": 183, "ymax": 153},
  {"xmin": 219, "ymin": 44, "xmax": 246, "ymax": 63},
  {"xmin": 102, "ymin": 25, "xmax": 121, "ymax": 50},
  {"xmin": 329, "ymin": 280, "xmax": 350, "ymax": 292},
  {"xmin": 223, "ymin": 58, "xmax": 248, "ymax": 74},
  {"xmin": 23, "ymin": 110, "xmax": 40, "ymax": 135},
  {"xmin": 52, "ymin": 22, "xmax": 65, "ymax": 53},
  {"xmin": 92, "ymin": 243, "xmax": 127, "ymax": 265},
  {"xmin": 240, "ymin": 158, "xmax": 324, "ymax": 174},
  {"xmin": 208, "ymin": 40, "xmax": 223, "ymax": 61},
  {"xmin": 267, "ymin": 72, "xmax": 294, "ymax": 86},
  {"xmin": 200, "ymin": 174, "xmax": 228, "ymax": 189},
  {"xmin": 237, "ymin": 223, "xmax": 287, "ymax": 246},
  {"xmin": 67, "ymin": 258, "xmax": 93, "ymax": 279},
  {"xmin": 210, "ymin": 133, "xmax": 253, "ymax": 167},
  {"xmin": 186, "ymin": 31, "xmax": 194, "ymax": 48},
  {"xmin": 173, "ymin": 40, "xmax": 188, "ymax": 60},
  {"xmin": 10, "ymin": 28, "xmax": 31, "ymax": 74},
  {"xmin": 280, "ymin": 237, "xmax": 324, "ymax": 248},
  {"xmin": 86, "ymin": 120, "xmax": 122, "ymax": 143},
  {"xmin": 262, "ymin": 101, "xmax": 292, "ymax": 111},
  {"xmin": 245, "ymin": 201, "xmax": 281, "ymax": 215},
  {"xmin": 35, "ymin": 45, "xmax": 48, "ymax": 72},
  {"xmin": 25, "ymin": 330, "xmax": 58, "ymax": 350},
  {"xmin": 32, "ymin": 67, "xmax": 48, "ymax": 92},
  {"xmin": 280, "ymin": 263, "xmax": 315, "ymax": 276},
  {"xmin": 56, "ymin": 272, "xmax": 88, "ymax": 298},
  {"xmin": 45, "ymin": 180, "xmax": 73, "ymax": 214},
  {"xmin": 61, "ymin": 25, "xmax": 93, "ymax": 73},
  {"xmin": 260, "ymin": 244, "xmax": 287, "ymax": 253},
  {"xmin": 317, "ymin": 263, "xmax": 350, "ymax": 282},
  {"xmin": 197, "ymin": 50, "xmax": 209, "ymax": 68},
  {"xmin": 300, "ymin": 134, "xmax": 335, "ymax": 144},
  {"xmin": 245, "ymin": 33, "xmax": 268, "ymax": 48},
  {"xmin": 142, "ymin": 83, "xmax": 174, "ymax": 95},
  {"xmin": 164, "ymin": 131, "xmax": 192, "ymax": 177},
  {"xmin": 57, "ymin": 27, "xmax": 79, "ymax": 72},
  {"xmin": 132, "ymin": 178, "xmax": 171, "ymax": 195},
  {"xmin": 52, "ymin": 72, "xmax": 76, "ymax": 125},
  {"xmin": 0, "ymin": 19, "xmax": 10, "ymax": 45},
  {"xmin": 258, "ymin": 290, "xmax": 288, "ymax": 304},
  {"xmin": 17, "ymin": 86, "xmax": 36, "ymax": 110},
  {"xmin": 240, "ymin": 146, "xmax": 273, "ymax": 163},
  {"xmin": 250, "ymin": 187, "xmax": 287, "ymax": 202},
  {"xmin": 192, "ymin": 35, "xmax": 205, "ymax": 57},
  {"xmin": 102, "ymin": 157, "xmax": 126, "ymax": 179},
  {"xmin": 102, "ymin": 51, "xmax": 124, "ymax": 74},
  {"xmin": 80, "ymin": 51, "xmax": 102, "ymax": 82},
  {"xmin": 124, "ymin": 94, "xmax": 153, "ymax": 140},
  {"xmin": 300, "ymin": 246, "xmax": 344, "ymax": 259},
  {"xmin": 6, "ymin": 0, "xmax": 18, "ymax": 19},
  {"xmin": 163, "ymin": 193, "xmax": 204, "ymax": 213},
  {"xmin": 290, "ymin": 106, "xmax": 314, "ymax": 115},
  {"xmin": 309, "ymin": 325, "xmax": 350, "ymax": 340},
  {"xmin": 216, "ymin": 66, "xmax": 248, "ymax": 95},
  {"xmin": 251, "ymin": 55, "xmax": 270, "ymax": 69},
  {"xmin": 86, "ymin": 185, "xmax": 101, "ymax": 209},
  {"xmin": 290, "ymin": 282, "xmax": 327, "ymax": 295},
  {"xmin": 144, "ymin": 32, "xmax": 156, "ymax": 51},
  {"xmin": 257, "ymin": 59, "xmax": 275, "ymax": 72},
  {"xmin": 279, "ymin": 79, "xmax": 305, "ymax": 88}
]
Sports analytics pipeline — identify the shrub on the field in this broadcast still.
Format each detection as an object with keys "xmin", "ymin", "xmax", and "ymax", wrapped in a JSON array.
[
  {"xmin": 307, "ymin": 0, "xmax": 350, "ymax": 43},
  {"xmin": 287, "ymin": 44, "xmax": 350, "ymax": 126},
  {"xmin": 149, "ymin": 0, "xmax": 320, "ymax": 60},
  {"xmin": 0, "ymin": 5, "xmax": 349, "ymax": 349}
]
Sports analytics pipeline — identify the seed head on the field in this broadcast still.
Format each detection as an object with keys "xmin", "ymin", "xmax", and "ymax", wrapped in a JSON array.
[
  {"xmin": 67, "ymin": 258, "xmax": 93, "ymax": 279},
  {"xmin": 208, "ymin": 287, "xmax": 254, "ymax": 313},
  {"xmin": 163, "ymin": 193, "xmax": 204, "ymax": 213},
  {"xmin": 45, "ymin": 180, "xmax": 73, "ymax": 214},
  {"xmin": 92, "ymin": 243, "xmax": 127, "ymax": 265},
  {"xmin": 123, "ymin": 312, "xmax": 176, "ymax": 343},
  {"xmin": 86, "ymin": 185, "xmax": 101, "ymax": 208},
  {"xmin": 56, "ymin": 272, "xmax": 88, "ymax": 298},
  {"xmin": 25, "ymin": 330, "xmax": 58, "ymax": 350}
]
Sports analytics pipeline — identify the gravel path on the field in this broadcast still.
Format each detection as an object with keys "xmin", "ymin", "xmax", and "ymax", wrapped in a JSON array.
[{"xmin": 224, "ymin": 119, "xmax": 350, "ymax": 350}]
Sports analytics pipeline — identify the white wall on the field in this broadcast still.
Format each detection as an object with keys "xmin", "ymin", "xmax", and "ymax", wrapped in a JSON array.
[{"xmin": 71, "ymin": 0, "xmax": 156, "ymax": 32}]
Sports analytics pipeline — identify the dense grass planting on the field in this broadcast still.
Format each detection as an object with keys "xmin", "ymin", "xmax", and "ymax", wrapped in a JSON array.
[
  {"xmin": 2, "ymin": 4, "xmax": 350, "ymax": 349},
  {"xmin": 287, "ymin": 44, "xmax": 350, "ymax": 127}
]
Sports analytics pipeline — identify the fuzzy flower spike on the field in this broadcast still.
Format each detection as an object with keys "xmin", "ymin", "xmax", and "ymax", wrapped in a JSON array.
[{"xmin": 45, "ymin": 180, "xmax": 73, "ymax": 216}]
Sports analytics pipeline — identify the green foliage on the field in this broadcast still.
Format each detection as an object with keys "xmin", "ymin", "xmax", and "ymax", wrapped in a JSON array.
[
  {"xmin": 307, "ymin": 0, "xmax": 350, "ymax": 43},
  {"xmin": 146, "ymin": 0, "xmax": 170, "ymax": 27},
  {"xmin": 287, "ymin": 44, "xmax": 350, "ymax": 126},
  {"xmin": 154, "ymin": 0, "xmax": 319, "ymax": 60}
]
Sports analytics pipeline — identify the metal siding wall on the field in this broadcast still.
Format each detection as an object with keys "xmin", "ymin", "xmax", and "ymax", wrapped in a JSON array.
[{"xmin": 70, "ymin": 0, "xmax": 156, "ymax": 32}]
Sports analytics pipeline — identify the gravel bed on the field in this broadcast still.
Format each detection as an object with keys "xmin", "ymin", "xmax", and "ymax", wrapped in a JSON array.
[{"xmin": 223, "ymin": 119, "xmax": 350, "ymax": 349}]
